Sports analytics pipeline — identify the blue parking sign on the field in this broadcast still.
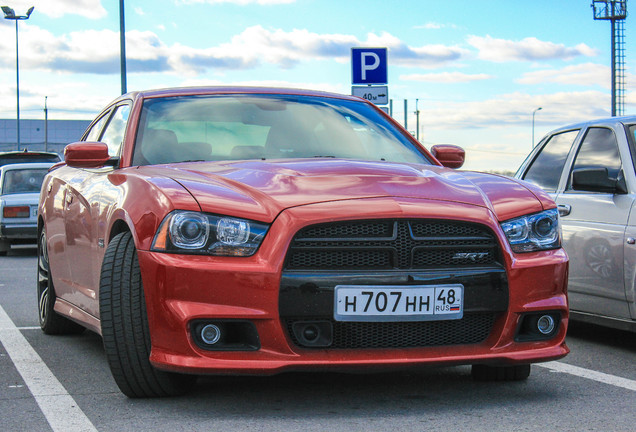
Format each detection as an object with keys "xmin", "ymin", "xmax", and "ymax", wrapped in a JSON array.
[{"xmin": 352, "ymin": 48, "xmax": 387, "ymax": 85}]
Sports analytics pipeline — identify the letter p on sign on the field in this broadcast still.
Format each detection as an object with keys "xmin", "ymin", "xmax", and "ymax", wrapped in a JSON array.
[
  {"xmin": 361, "ymin": 52, "xmax": 380, "ymax": 80},
  {"xmin": 352, "ymin": 47, "xmax": 387, "ymax": 85}
]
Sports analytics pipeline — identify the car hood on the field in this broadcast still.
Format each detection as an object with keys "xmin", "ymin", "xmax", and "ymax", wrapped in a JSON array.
[{"xmin": 137, "ymin": 159, "xmax": 547, "ymax": 223}]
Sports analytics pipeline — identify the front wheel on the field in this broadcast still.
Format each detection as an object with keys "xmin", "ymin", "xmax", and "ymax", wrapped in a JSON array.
[
  {"xmin": 100, "ymin": 231, "xmax": 196, "ymax": 398},
  {"xmin": 471, "ymin": 364, "xmax": 531, "ymax": 381}
]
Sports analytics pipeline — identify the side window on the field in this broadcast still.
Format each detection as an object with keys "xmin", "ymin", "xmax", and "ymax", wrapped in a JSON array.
[
  {"xmin": 567, "ymin": 127, "xmax": 621, "ymax": 190},
  {"xmin": 522, "ymin": 130, "xmax": 579, "ymax": 192},
  {"xmin": 84, "ymin": 112, "xmax": 111, "ymax": 142},
  {"xmin": 100, "ymin": 104, "xmax": 131, "ymax": 157}
]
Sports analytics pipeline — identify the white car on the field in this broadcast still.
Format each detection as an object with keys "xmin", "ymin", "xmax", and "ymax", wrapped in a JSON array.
[
  {"xmin": 0, "ymin": 163, "xmax": 53, "ymax": 255},
  {"xmin": 515, "ymin": 116, "xmax": 636, "ymax": 332}
]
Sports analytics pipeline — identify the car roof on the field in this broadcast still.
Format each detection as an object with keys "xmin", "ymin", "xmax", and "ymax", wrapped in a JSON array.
[
  {"xmin": 0, "ymin": 151, "xmax": 61, "ymax": 166},
  {"xmin": 109, "ymin": 86, "xmax": 364, "ymax": 104},
  {"xmin": 0, "ymin": 162, "xmax": 54, "ymax": 172},
  {"xmin": 546, "ymin": 115, "xmax": 636, "ymax": 134}
]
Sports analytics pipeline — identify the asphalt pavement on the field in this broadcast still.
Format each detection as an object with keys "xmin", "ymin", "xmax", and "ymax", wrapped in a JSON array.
[{"xmin": 1, "ymin": 247, "xmax": 635, "ymax": 432}]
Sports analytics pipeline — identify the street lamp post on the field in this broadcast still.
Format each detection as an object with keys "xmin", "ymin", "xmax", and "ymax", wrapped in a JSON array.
[
  {"xmin": 532, "ymin": 107, "xmax": 543, "ymax": 147},
  {"xmin": 2, "ymin": 5, "xmax": 34, "ymax": 151},
  {"xmin": 119, "ymin": 0, "xmax": 127, "ymax": 94}
]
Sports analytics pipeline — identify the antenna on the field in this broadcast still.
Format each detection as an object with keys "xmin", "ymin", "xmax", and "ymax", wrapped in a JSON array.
[{"xmin": 592, "ymin": 1, "xmax": 628, "ymax": 116}]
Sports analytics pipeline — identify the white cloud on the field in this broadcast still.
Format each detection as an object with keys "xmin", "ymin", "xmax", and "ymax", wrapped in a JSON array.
[
  {"xmin": 517, "ymin": 63, "xmax": 610, "ymax": 88},
  {"xmin": 414, "ymin": 90, "xmax": 611, "ymax": 171},
  {"xmin": 4, "ymin": 0, "xmax": 107, "ymax": 19},
  {"xmin": 467, "ymin": 35, "xmax": 598, "ymax": 62},
  {"xmin": 178, "ymin": 78, "xmax": 346, "ymax": 94},
  {"xmin": 366, "ymin": 31, "xmax": 467, "ymax": 67},
  {"xmin": 401, "ymin": 72, "xmax": 493, "ymax": 83},
  {"xmin": 0, "ymin": 24, "xmax": 469, "ymax": 75},
  {"xmin": 0, "ymin": 78, "xmax": 117, "ymax": 120},
  {"xmin": 420, "ymin": 90, "xmax": 610, "ymax": 131}
]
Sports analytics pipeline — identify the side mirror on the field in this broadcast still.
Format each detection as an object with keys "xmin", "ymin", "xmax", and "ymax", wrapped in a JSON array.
[
  {"xmin": 431, "ymin": 144, "xmax": 465, "ymax": 169},
  {"xmin": 64, "ymin": 142, "xmax": 112, "ymax": 168},
  {"xmin": 571, "ymin": 167, "xmax": 628, "ymax": 194}
]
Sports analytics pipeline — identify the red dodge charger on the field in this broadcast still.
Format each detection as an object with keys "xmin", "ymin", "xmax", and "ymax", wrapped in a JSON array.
[{"xmin": 37, "ymin": 87, "xmax": 568, "ymax": 397}]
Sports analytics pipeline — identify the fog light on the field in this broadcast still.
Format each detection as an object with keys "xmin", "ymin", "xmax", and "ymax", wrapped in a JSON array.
[
  {"xmin": 515, "ymin": 311, "xmax": 561, "ymax": 342},
  {"xmin": 302, "ymin": 325, "xmax": 320, "ymax": 342},
  {"xmin": 537, "ymin": 315, "xmax": 556, "ymax": 335},
  {"xmin": 201, "ymin": 324, "xmax": 221, "ymax": 345}
]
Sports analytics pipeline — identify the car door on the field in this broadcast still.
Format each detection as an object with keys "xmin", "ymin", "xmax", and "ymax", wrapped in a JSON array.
[
  {"xmin": 556, "ymin": 126, "xmax": 634, "ymax": 320},
  {"xmin": 45, "ymin": 110, "xmax": 112, "ymax": 301},
  {"xmin": 63, "ymin": 103, "xmax": 130, "ymax": 317},
  {"xmin": 622, "ymin": 124, "xmax": 636, "ymax": 321}
]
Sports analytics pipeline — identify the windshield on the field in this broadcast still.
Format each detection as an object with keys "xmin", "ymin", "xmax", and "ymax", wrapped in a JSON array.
[
  {"xmin": 1, "ymin": 168, "xmax": 48, "ymax": 195},
  {"xmin": 132, "ymin": 94, "xmax": 432, "ymax": 166}
]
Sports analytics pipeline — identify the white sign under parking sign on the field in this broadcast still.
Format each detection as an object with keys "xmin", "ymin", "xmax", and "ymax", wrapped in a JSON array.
[{"xmin": 352, "ymin": 86, "xmax": 389, "ymax": 105}]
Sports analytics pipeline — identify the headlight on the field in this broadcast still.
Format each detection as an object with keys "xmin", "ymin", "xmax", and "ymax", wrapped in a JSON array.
[
  {"xmin": 152, "ymin": 210, "xmax": 269, "ymax": 256},
  {"xmin": 500, "ymin": 208, "xmax": 561, "ymax": 253}
]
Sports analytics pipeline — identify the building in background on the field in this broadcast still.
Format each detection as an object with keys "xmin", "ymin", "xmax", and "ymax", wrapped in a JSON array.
[{"xmin": 0, "ymin": 119, "xmax": 90, "ymax": 154}]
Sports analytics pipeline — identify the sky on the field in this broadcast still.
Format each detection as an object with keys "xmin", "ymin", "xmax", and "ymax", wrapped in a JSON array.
[{"xmin": 0, "ymin": 0, "xmax": 631, "ymax": 172}]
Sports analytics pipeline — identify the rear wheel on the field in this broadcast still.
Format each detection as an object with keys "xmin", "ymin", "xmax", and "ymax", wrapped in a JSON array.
[
  {"xmin": 100, "ymin": 231, "xmax": 196, "ymax": 398},
  {"xmin": 37, "ymin": 228, "xmax": 85, "ymax": 335},
  {"xmin": 471, "ymin": 364, "xmax": 531, "ymax": 381}
]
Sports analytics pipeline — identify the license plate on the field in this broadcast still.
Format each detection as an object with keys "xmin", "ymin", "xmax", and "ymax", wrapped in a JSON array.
[{"xmin": 334, "ymin": 284, "xmax": 463, "ymax": 322}]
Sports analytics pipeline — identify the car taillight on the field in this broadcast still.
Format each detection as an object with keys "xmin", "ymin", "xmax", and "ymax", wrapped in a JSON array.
[{"xmin": 3, "ymin": 206, "xmax": 30, "ymax": 218}]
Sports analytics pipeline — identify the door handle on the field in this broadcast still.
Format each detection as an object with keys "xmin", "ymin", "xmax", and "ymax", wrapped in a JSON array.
[{"xmin": 557, "ymin": 204, "xmax": 571, "ymax": 217}]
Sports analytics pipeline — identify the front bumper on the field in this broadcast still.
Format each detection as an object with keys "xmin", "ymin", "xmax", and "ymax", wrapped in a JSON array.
[{"xmin": 137, "ymin": 199, "xmax": 569, "ymax": 375}]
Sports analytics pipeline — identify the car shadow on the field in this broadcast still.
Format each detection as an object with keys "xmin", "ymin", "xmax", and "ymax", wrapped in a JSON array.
[{"xmin": 567, "ymin": 320, "xmax": 636, "ymax": 350}]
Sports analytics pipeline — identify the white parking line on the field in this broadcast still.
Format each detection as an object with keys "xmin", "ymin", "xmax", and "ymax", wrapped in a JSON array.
[
  {"xmin": 0, "ymin": 305, "xmax": 98, "ymax": 432},
  {"xmin": 538, "ymin": 361, "xmax": 636, "ymax": 392}
]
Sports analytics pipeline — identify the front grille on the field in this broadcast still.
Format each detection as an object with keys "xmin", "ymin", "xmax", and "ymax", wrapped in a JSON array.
[
  {"xmin": 285, "ymin": 219, "xmax": 500, "ymax": 270},
  {"xmin": 281, "ymin": 219, "xmax": 506, "ymax": 350},
  {"xmin": 285, "ymin": 313, "xmax": 497, "ymax": 349}
]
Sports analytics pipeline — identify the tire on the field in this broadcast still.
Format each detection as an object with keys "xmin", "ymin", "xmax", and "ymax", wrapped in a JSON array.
[
  {"xmin": 471, "ymin": 364, "xmax": 531, "ymax": 382},
  {"xmin": 100, "ymin": 231, "xmax": 196, "ymax": 398},
  {"xmin": 37, "ymin": 228, "xmax": 85, "ymax": 335}
]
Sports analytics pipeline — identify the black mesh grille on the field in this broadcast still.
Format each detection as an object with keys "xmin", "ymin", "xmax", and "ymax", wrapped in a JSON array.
[
  {"xmin": 410, "ymin": 221, "xmax": 488, "ymax": 238},
  {"xmin": 285, "ymin": 313, "xmax": 497, "ymax": 349},
  {"xmin": 289, "ymin": 249, "xmax": 392, "ymax": 269},
  {"xmin": 285, "ymin": 219, "xmax": 500, "ymax": 270},
  {"xmin": 299, "ymin": 221, "xmax": 394, "ymax": 239}
]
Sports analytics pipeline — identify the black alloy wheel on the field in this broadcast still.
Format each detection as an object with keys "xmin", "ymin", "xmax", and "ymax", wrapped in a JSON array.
[{"xmin": 37, "ymin": 228, "xmax": 85, "ymax": 335}]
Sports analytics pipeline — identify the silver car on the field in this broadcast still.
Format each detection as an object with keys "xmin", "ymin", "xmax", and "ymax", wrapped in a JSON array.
[
  {"xmin": 516, "ymin": 116, "xmax": 636, "ymax": 332},
  {"xmin": 0, "ymin": 163, "xmax": 53, "ymax": 255}
]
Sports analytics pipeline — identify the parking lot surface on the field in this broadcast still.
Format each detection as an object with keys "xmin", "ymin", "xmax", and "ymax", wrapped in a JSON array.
[{"xmin": 1, "ymin": 247, "xmax": 635, "ymax": 432}]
